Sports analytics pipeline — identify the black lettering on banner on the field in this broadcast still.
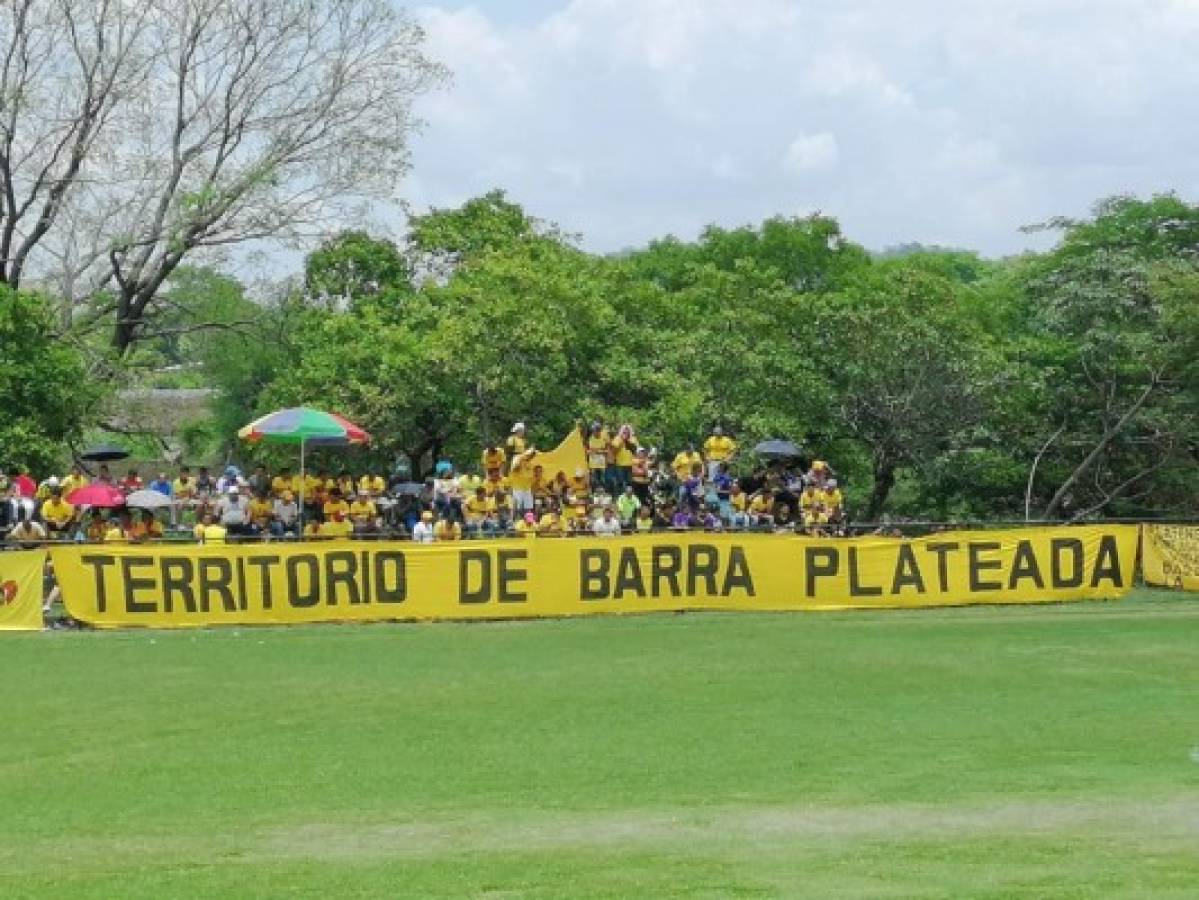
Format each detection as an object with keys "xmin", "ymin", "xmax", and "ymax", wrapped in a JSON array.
[
  {"xmin": 460, "ymin": 550, "xmax": 492, "ymax": 604},
  {"xmin": 360, "ymin": 550, "xmax": 372, "ymax": 601},
  {"xmin": 236, "ymin": 558, "xmax": 248, "ymax": 611},
  {"xmin": 579, "ymin": 549, "xmax": 609, "ymax": 601},
  {"xmin": 198, "ymin": 558, "xmax": 237, "ymax": 612},
  {"xmin": 924, "ymin": 543, "xmax": 960, "ymax": 592},
  {"xmin": 497, "ymin": 549, "xmax": 528, "ymax": 603},
  {"xmin": 968, "ymin": 542, "xmax": 1003, "ymax": 592},
  {"xmin": 613, "ymin": 548, "xmax": 645, "ymax": 599},
  {"xmin": 687, "ymin": 545, "xmax": 719, "ymax": 596},
  {"xmin": 848, "ymin": 547, "xmax": 883, "ymax": 597},
  {"xmin": 722, "ymin": 547, "xmax": 755, "ymax": 597},
  {"xmin": 287, "ymin": 554, "xmax": 321, "ymax": 607},
  {"xmin": 80, "ymin": 554, "xmax": 116, "ymax": 614},
  {"xmin": 160, "ymin": 557, "xmax": 196, "ymax": 614},
  {"xmin": 1051, "ymin": 538, "xmax": 1084, "ymax": 589},
  {"xmin": 1007, "ymin": 540, "xmax": 1045, "ymax": 590},
  {"xmin": 1090, "ymin": 535, "xmax": 1123, "ymax": 588},
  {"xmin": 121, "ymin": 555, "xmax": 158, "ymax": 614},
  {"xmin": 374, "ymin": 552, "xmax": 406, "ymax": 604},
  {"xmin": 651, "ymin": 546, "xmax": 682, "ymax": 598},
  {"xmin": 324, "ymin": 551, "xmax": 361, "ymax": 606},
  {"xmin": 890, "ymin": 544, "xmax": 926, "ymax": 594},
  {"xmin": 246, "ymin": 556, "xmax": 280, "ymax": 610},
  {"xmin": 805, "ymin": 547, "xmax": 839, "ymax": 597}
]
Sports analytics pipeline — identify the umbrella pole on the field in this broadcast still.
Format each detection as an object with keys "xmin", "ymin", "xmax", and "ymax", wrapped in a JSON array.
[{"xmin": 299, "ymin": 438, "xmax": 306, "ymax": 536}]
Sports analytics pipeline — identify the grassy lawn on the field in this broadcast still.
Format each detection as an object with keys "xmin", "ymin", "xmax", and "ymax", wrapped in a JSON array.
[{"xmin": 2, "ymin": 589, "xmax": 1197, "ymax": 898}]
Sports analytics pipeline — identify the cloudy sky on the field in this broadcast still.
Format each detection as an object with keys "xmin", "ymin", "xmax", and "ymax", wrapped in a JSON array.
[{"xmin": 400, "ymin": 0, "xmax": 1199, "ymax": 257}]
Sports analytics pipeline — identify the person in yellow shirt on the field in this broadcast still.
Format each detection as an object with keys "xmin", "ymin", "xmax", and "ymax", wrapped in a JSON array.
[
  {"xmin": 61, "ymin": 465, "xmax": 89, "ymax": 497},
  {"xmin": 130, "ymin": 510, "xmax": 165, "ymax": 542},
  {"xmin": 507, "ymin": 449, "xmax": 536, "ymax": 517},
  {"xmin": 303, "ymin": 472, "xmax": 324, "ymax": 503},
  {"xmin": 323, "ymin": 489, "xmax": 350, "ymax": 521},
  {"xmin": 173, "ymin": 468, "xmax": 197, "ymax": 501},
  {"xmin": 703, "ymin": 427, "xmax": 737, "ymax": 480},
  {"xmin": 748, "ymin": 490, "xmax": 774, "ymax": 527},
  {"xmin": 357, "ymin": 472, "xmax": 386, "ymax": 497},
  {"xmin": 194, "ymin": 512, "xmax": 227, "ymax": 544},
  {"xmin": 271, "ymin": 468, "xmax": 301, "ymax": 497},
  {"xmin": 40, "ymin": 488, "xmax": 76, "ymax": 536},
  {"xmin": 537, "ymin": 508, "xmax": 564, "ymax": 536},
  {"xmin": 248, "ymin": 492, "xmax": 275, "ymax": 536},
  {"xmin": 531, "ymin": 464, "xmax": 551, "ymax": 502},
  {"xmin": 728, "ymin": 481, "xmax": 749, "ymax": 528},
  {"xmin": 819, "ymin": 479, "xmax": 844, "ymax": 523},
  {"xmin": 506, "ymin": 422, "xmax": 528, "ymax": 460},
  {"xmin": 671, "ymin": 445, "xmax": 703, "ymax": 482},
  {"xmin": 302, "ymin": 516, "xmax": 323, "ymax": 540},
  {"xmin": 480, "ymin": 445, "xmax": 507, "ymax": 476},
  {"xmin": 568, "ymin": 468, "xmax": 590, "ymax": 502},
  {"xmin": 457, "ymin": 470, "xmax": 483, "ymax": 496},
  {"xmin": 463, "ymin": 487, "xmax": 495, "ymax": 534},
  {"xmin": 482, "ymin": 472, "xmax": 508, "ymax": 497},
  {"xmin": 319, "ymin": 509, "xmax": 354, "ymax": 539},
  {"xmin": 610, "ymin": 424, "xmax": 636, "ymax": 493},
  {"xmin": 635, "ymin": 505, "xmax": 655, "ymax": 532},
  {"xmin": 514, "ymin": 511, "xmax": 538, "ymax": 538},
  {"xmin": 348, "ymin": 493, "xmax": 378, "ymax": 533},
  {"xmin": 586, "ymin": 422, "xmax": 610, "ymax": 486},
  {"xmin": 434, "ymin": 516, "xmax": 462, "ymax": 541}
]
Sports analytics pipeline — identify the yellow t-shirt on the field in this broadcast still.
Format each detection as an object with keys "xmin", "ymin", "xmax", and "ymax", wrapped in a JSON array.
[
  {"xmin": 612, "ymin": 437, "xmax": 634, "ymax": 467},
  {"xmin": 482, "ymin": 476, "xmax": 508, "ymax": 497},
  {"xmin": 173, "ymin": 478, "xmax": 196, "ymax": 500},
  {"xmin": 508, "ymin": 455, "xmax": 535, "ymax": 491},
  {"xmin": 820, "ymin": 488, "xmax": 843, "ymax": 511},
  {"xmin": 703, "ymin": 435, "xmax": 736, "ymax": 461},
  {"xmin": 464, "ymin": 495, "xmax": 495, "ymax": 522},
  {"xmin": 568, "ymin": 474, "xmax": 590, "ymax": 500},
  {"xmin": 104, "ymin": 526, "xmax": 128, "ymax": 543},
  {"xmin": 587, "ymin": 435, "xmax": 610, "ymax": 470},
  {"xmin": 481, "ymin": 448, "xmax": 507, "ymax": 472},
  {"xmin": 304, "ymin": 475, "xmax": 324, "ymax": 498},
  {"xmin": 749, "ymin": 494, "xmax": 773, "ymax": 516},
  {"xmin": 248, "ymin": 498, "xmax": 274, "ymax": 525},
  {"xmin": 457, "ymin": 474, "xmax": 483, "ymax": 495},
  {"xmin": 672, "ymin": 452, "xmax": 702, "ymax": 480},
  {"xmin": 132, "ymin": 520, "xmax": 164, "ymax": 540},
  {"xmin": 319, "ymin": 519, "xmax": 354, "ymax": 539},
  {"xmin": 323, "ymin": 499, "xmax": 350, "ymax": 519},
  {"xmin": 194, "ymin": 523, "xmax": 227, "ymax": 544},
  {"xmin": 41, "ymin": 498, "xmax": 75, "ymax": 526},
  {"xmin": 514, "ymin": 519, "xmax": 537, "ymax": 538},
  {"xmin": 506, "ymin": 434, "xmax": 527, "ymax": 457},
  {"xmin": 358, "ymin": 475, "xmax": 386, "ymax": 496},
  {"xmin": 800, "ymin": 491, "xmax": 821, "ymax": 513},
  {"xmin": 349, "ymin": 499, "xmax": 377, "ymax": 521},
  {"xmin": 434, "ymin": 520, "xmax": 462, "ymax": 541},
  {"xmin": 271, "ymin": 475, "xmax": 301, "ymax": 496},
  {"xmin": 730, "ymin": 492, "xmax": 747, "ymax": 512},
  {"xmin": 61, "ymin": 474, "xmax": 89, "ymax": 495},
  {"xmin": 537, "ymin": 514, "xmax": 563, "ymax": 535}
]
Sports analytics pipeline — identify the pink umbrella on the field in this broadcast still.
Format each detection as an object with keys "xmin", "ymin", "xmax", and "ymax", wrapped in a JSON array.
[{"xmin": 66, "ymin": 483, "xmax": 126, "ymax": 508}]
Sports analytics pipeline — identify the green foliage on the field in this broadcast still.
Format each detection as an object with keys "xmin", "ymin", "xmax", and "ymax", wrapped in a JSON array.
[{"xmin": 0, "ymin": 287, "xmax": 105, "ymax": 471}]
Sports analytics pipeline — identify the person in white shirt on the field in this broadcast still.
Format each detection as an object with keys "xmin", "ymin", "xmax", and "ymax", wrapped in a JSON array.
[
  {"xmin": 412, "ymin": 510, "xmax": 436, "ymax": 544},
  {"xmin": 217, "ymin": 486, "xmax": 249, "ymax": 535},
  {"xmin": 592, "ymin": 505, "xmax": 622, "ymax": 537},
  {"xmin": 273, "ymin": 491, "xmax": 299, "ymax": 535}
]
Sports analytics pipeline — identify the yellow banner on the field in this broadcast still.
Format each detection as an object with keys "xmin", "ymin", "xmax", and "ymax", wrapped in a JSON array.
[
  {"xmin": 50, "ymin": 526, "xmax": 1138, "ymax": 628},
  {"xmin": 0, "ymin": 550, "xmax": 46, "ymax": 631},
  {"xmin": 1141, "ymin": 524, "xmax": 1199, "ymax": 591}
]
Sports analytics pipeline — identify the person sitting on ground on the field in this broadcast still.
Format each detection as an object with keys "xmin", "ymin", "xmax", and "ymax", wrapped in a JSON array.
[
  {"xmin": 130, "ymin": 509, "xmax": 164, "ymax": 542},
  {"xmin": 348, "ymin": 491, "xmax": 378, "ymax": 535},
  {"xmin": 616, "ymin": 485, "xmax": 641, "ymax": 526},
  {"xmin": 318, "ymin": 508, "xmax": 354, "ymax": 540},
  {"xmin": 6, "ymin": 507, "xmax": 47, "ymax": 544},
  {"xmin": 592, "ymin": 504, "xmax": 622, "ymax": 537},
  {"xmin": 194, "ymin": 511, "xmax": 227, "ymax": 545},
  {"xmin": 514, "ymin": 511, "xmax": 538, "ymax": 538},
  {"xmin": 434, "ymin": 514, "xmax": 462, "ymax": 542},
  {"xmin": 412, "ymin": 510, "xmax": 435, "ymax": 543},
  {"xmin": 635, "ymin": 504, "xmax": 655, "ymax": 532},
  {"xmin": 40, "ymin": 485, "xmax": 76, "ymax": 537},
  {"xmin": 83, "ymin": 508, "xmax": 108, "ymax": 542},
  {"xmin": 273, "ymin": 490, "xmax": 300, "ymax": 536},
  {"xmin": 703, "ymin": 426, "xmax": 737, "ymax": 481}
]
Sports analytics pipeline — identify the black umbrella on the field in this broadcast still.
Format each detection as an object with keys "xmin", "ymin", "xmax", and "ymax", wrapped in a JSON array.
[
  {"xmin": 80, "ymin": 443, "xmax": 130, "ymax": 462},
  {"xmin": 390, "ymin": 482, "xmax": 425, "ymax": 496},
  {"xmin": 752, "ymin": 439, "xmax": 804, "ymax": 461}
]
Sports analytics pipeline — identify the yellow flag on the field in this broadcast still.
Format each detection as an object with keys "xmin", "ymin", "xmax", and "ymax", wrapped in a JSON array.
[{"xmin": 528, "ymin": 427, "xmax": 587, "ymax": 483}]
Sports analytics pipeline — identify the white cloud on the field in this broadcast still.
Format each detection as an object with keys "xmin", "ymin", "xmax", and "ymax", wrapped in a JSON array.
[
  {"xmin": 783, "ymin": 133, "xmax": 839, "ymax": 175},
  {"xmin": 403, "ymin": 0, "xmax": 1199, "ymax": 255}
]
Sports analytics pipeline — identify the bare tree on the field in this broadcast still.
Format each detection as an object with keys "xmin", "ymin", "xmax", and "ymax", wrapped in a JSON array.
[{"xmin": 0, "ymin": 0, "xmax": 445, "ymax": 352}]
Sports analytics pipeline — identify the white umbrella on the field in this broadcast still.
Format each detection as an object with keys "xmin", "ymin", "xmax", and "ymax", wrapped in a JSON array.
[{"xmin": 125, "ymin": 489, "xmax": 173, "ymax": 510}]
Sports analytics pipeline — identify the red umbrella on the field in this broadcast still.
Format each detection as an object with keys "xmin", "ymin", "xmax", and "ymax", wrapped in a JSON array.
[{"xmin": 66, "ymin": 483, "xmax": 126, "ymax": 508}]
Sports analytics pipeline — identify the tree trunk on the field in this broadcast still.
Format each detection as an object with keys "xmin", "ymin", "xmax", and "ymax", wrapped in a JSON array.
[{"xmin": 866, "ymin": 452, "xmax": 897, "ymax": 521}]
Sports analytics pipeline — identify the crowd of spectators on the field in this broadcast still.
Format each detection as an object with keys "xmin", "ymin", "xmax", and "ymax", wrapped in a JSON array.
[{"xmin": 0, "ymin": 422, "xmax": 846, "ymax": 544}]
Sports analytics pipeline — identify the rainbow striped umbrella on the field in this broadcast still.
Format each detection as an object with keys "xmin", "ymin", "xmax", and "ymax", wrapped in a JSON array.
[{"xmin": 238, "ymin": 407, "xmax": 370, "ymax": 445}]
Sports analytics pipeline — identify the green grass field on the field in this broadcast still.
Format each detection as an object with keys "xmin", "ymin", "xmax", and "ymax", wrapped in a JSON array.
[{"xmin": 3, "ymin": 589, "xmax": 1198, "ymax": 898}]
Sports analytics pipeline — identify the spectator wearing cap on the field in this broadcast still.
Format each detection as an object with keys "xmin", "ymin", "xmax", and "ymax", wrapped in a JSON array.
[
  {"xmin": 273, "ymin": 490, "xmax": 300, "ymax": 536},
  {"xmin": 506, "ymin": 422, "xmax": 528, "ymax": 460},
  {"xmin": 568, "ymin": 467, "xmax": 591, "ymax": 503},
  {"xmin": 703, "ymin": 426, "xmax": 737, "ymax": 481},
  {"xmin": 216, "ymin": 466, "xmax": 241, "ymax": 495},
  {"xmin": 217, "ymin": 485, "xmax": 249, "ymax": 535}
]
